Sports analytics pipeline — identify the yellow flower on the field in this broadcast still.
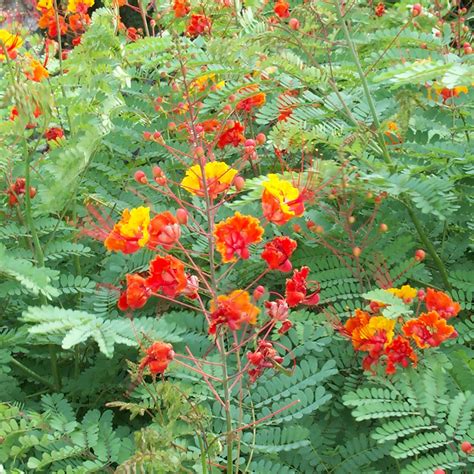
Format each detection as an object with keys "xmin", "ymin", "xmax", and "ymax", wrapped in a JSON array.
[
  {"xmin": 387, "ymin": 121, "xmax": 398, "ymax": 131},
  {"xmin": 104, "ymin": 206, "xmax": 150, "ymax": 253},
  {"xmin": 36, "ymin": 0, "xmax": 53, "ymax": 9},
  {"xmin": 0, "ymin": 29, "xmax": 23, "ymax": 61},
  {"xmin": 67, "ymin": 0, "xmax": 94, "ymax": 13},
  {"xmin": 181, "ymin": 162, "xmax": 237, "ymax": 199},
  {"xmin": 357, "ymin": 316, "xmax": 395, "ymax": 346},
  {"xmin": 191, "ymin": 73, "xmax": 225, "ymax": 92},
  {"xmin": 387, "ymin": 285, "xmax": 417, "ymax": 302},
  {"xmin": 261, "ymin": 174, "xmax": 304, "ymax": 225}
]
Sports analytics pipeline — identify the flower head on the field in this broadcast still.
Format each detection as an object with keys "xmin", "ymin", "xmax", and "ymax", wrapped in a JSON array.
[
  {"xmin": 181, "ymin": 161, "xmax": 238, "ymax": 199},
  {"xmin": 147, "ymin": 255, "xmax": 187, "ymax": 298},
  {"xmin": 186, "ymin": 14, "xmax": 211, "ymax": 37},
  {"xmin": 402, "ymin": 311, "xmax": 456, "ymax": 348},
  {"xmin": 217, "ymin": 121, "xmax": 245, "ymax": 148},
  {"xmin": 118, "ymin": 274, "xmax": 150, "ymax": 311},
  {"xmin": 139, "ymin": 342, "xmax": 174, "ymax": 375},
  {"xmin": 384, "ymin": 336, "xmax": 417, "ymax": 374},
  {"xmin": 236, "ymin": 92, "xmax": 266, "ymax": 113},
  {"xmin": 386, "ymin": 285, "xmax": 417, "ymax": 303},
  {"xmin": 104, "ymin": 207, "xmax": 151, "ymax": 254},
  {"xmin": 261, "ymin": 236, "xmax": 297, "ymax": 272},
  {"xmin": 67, "ymin": 0, "xmax": 94, "ymax": 13},
  {"xmin": 285, "ymin": 266, "xmax": 319, "ymax": 307},
  {"xmin": 44, "ymin": 127, "xmax": 64, "ymax": 142},
  {"xmin": 274, "ymin": 0, "xmax": 290, "ymax": 18},
  {"xmin": 173, "ymin": 0, "xmax": 190, "ymax": 17},
  {"xmin": 148, "ymin": 211, "xmax": 181, "ymax": 250},
  {"xmin": 262, "ymin": 174, "xmax": 304, "ymax": 225},
  {"xmin": 214, "ymin": 212, "xmax": 264, "ymax": 263},
  {"xmin": 209, "ymin": 290, "xmax": 260, "ymax": 334},
  {"xmin": 349, "ymin": 314, "xmax": 395, "ymax": 354},
  {"xmin": 0, "ymin": 30, "xmax": 23, "ymax": 61},
  {"xmin": 247, "ymin": 340, "xmax": 283, "ymax": 383},
  {"xmin": 425, "ymin": 288, "xmax": 460, "ymax": 319}
]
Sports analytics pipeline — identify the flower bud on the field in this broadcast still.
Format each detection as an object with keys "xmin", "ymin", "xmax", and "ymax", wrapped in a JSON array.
[
  {"xmin": 143, "ymin": 131, "xmax": 152, "ymax": 141},
  {"xmin": 233, "ymin": 176, "xmax": 245, "ymax": 191},
  {"xmin": 134, "ymin": 170, "xmax": 148, "ymax": 184},
  {"xmin": 289, "ymin": 18, "xmax": 300, "ymax": 30},
  {"xmin": 379, "ymin": 223, "xmax": 388, "ymax": 232},
  {"xmin": 244, "ymin": 138, "xmax": 256, "ymax": 147},
  {"xmin": 417, "ymin": 289, "xmax": 426, "ymax": 301},
  {"xmin": 253, "ymin": 285, "xmax": 265, "ymax": 301},
  {"xmin": 415, "ymin": 249, "xmax": 426, "ymax": 261},
  {"xmin": 352, "ymin": 247, "xmax": 362, "ymax": 258},
  {"xmin": 256, "ymin": 133, "xmax": 266, "ymax": 145},
  {"xmin": 412, "ymin": 3, "xmax": 422, "ymax": 16},
  {"xmin": 168, "ymin": 122, "xmax": 177, "ymax": 131},
  {"xmin": 176, "ymin": 208, "xmax": 188, "ymax": 225},
  {"xmin": 461, "ymin": 441, "xmax": 473, "ymax": 454}
]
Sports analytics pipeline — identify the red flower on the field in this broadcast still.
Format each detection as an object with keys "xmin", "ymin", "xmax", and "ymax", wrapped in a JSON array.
[
  {"xmin": 402, "ymin": 311, "xmax": 457, "ymax": 348},
  {"xmin": 147, "ymin": 255, "xmax": 187, "ymax": 298},
  {"xmin": 214, "ymin": 212, "xmax": 264, "ymax": 263},
  {"xmin": 384, "ymin": 336, "xmax": 417, "ymax": 374},
  {"xmin": 247, "ymin": 339, "xmax": 283, "ymax": 383},
  {"xmin": 44, "ymin": 127, "xmax": 64, "ymax": 142},
  {"xmin": 209, "ymin": 290, "xmax": 260, "ymax": 334},
  {"xmin": 173, "ymin": 0, "xmax": 190, "ymax": 17},
  {"xmin": 217, "ymin": 121, "xmax": 245, "ymax": 148},
  {"xmin": 274, "ymin": 0, "xmax": 290, "ymax": 18},
  {"xmin": 148, "ymin": 211, "xmax": 181, "ymax": 250},
  {"xmin": 7, "ymin": 177, "xmax": 37, "ymax": 206},
  {"xmin": 199, "ymin": 119, "xmax": 221, "ymax": 132},
  {"xmin": 139, "ymin": 342, "xmax": 174, "ymax": 375},
  {"xmin": 118, "ymin": 274, "xmax": 150, "ymax": 310},
  {"xmin": 261, "ymin": 236, "xmax": 297, "ymax": 272},
  {"xmin": 126, "ymin": 27, "xmax": 140, "ymax": 41},
  {"xmin": 285, "ymin": 266, "xmax": 320, "ymax": 307},
  {"xmin": 236, "ymin": 92, "xmax": 266, "ymax": 113},
  {"xmin": 375, "ymin": 2, "xmax": 385, "ymax": 17},
  {"xmin": 186, "ymin": 14, "xmax": 211, "ymax": 37},
  {"xmin": 425, "ymin": 288, "xmax": 460, "ymax": 319}
]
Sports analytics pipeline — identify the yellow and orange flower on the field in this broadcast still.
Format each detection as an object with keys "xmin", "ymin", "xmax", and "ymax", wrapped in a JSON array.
[
  {"xmin": 346, "ymin": 313, "xmax": 395, "ymax": 352},
  {"xmin": 214, "ymin": 212, "xmax": 264, "ymax": 263},
  {"xmin": 0, "ymin": 29, "xmax": 23, "ymax": 61},
  {"xmin": 36, "ymin": 0, "xmax": 53, "ymax": 9},
  {"xmin": 209, "ymin": 290, "xmax": 260, "ymax": 334},
  {"xmin": 236, "ymin": 85, "xmax": 266, "ymax": 112},
  {"xmin": 403, "ymin": 311, "xmax": 456, "ymax": 348},
  {"xmin": 67, "ymin": 0, "xmax": 94, "ymax": 13},
  {"xmin": 386, "ymin": 285, "xmax": 417, "ymax": 302},
  {"xmin": 24, "ymin": 56, "xmax": 49, "ymax": 82},
  {"xmin": 181, "ymin": 161, "xmax": 238, "ymax": 199},
  {"xmin": 261, "ymin": 174, "xmax": 304, "ymax": 225},
  {"xmin": 104, "ymin": 206, "xmax": 150, "ymax": 254}
]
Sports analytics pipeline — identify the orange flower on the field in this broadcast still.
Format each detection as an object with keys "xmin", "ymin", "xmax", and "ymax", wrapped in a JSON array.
[
  {"xmin": 274, "ymin": 0, "xmax": 290, "ymax": 18},
  {"xmin": 24, "ymin": 56, "xmax": 49, "ymax": 82},
  {"xmin": 181, "ymin": 161, "xmax": 238, "ymax": 199},
  {"xmin": 261, "ymin": 236, "xmax": 297, "ymax": 272},
  {"xmin": 139, "ymin": 342, "xmax": 174, "ymax": 375},
  {"xmin": 0, "ymin": 29, "xmax": 23, "ymax": 61},
  {"xmin": 199, "ymin": 119, "xmax": 220, "ymax": 132},
  {"xmin": 209, "ymin": 290, "xmax": 260, "ymax": 334},
  {"xmin": 261, "ymin": 174, "xmax": 305, "ymax": 225},
  {"xmin": 173, "ymin": 0, "xmax": 190, "ymax": 17},
  {"xmin": 425, "ymin": 288, "xmax": 460, "ymax": 319},
  {"xmin": 146, "ymin": 255, "xmax": 187, "ymax": 298},
  {"xmin": 68, "ymin": 13, "xmax": 90, "ymax": 33},
  {"xmin": 402, "ymin": 311, "xmax": 456, "ymax": 348},
  {"xmin": 344, "ymin": 309, "xmax": 371, "ymax": 347},
  {"xmin": 217, "ymin": 121, "xmax": 245, "ymax": 148},
  {"xmin": 117, "ymin": 274, "xmax": 150, "ymax": 310},
  {"xmin": 148, "ymin": 211, "xmax": 181, "ymax": 250},
  {"xmin": 104, "ymin": 207, "xmax": 150, "ymax": 254},
  {"xmin": 349, "ymin": 315, "xmax": 395, "ymax": 353},
  {"xmin": 214, "ymin": 212, "xmax": 264, "ymax": 263},
  {"xmin": 236, "ymin": 92, "xmax": 266, "ymax": 113},
  {"xmin": 384, "ymin": 336, "xmax": 417, "ymax": 374},
  {"xmin": 186, "ymin": 14, "xmax": 211, "ymax": 37},
  {"xmin": 375, "ymin": 2, "xmax": 385, "ymax": 17}
]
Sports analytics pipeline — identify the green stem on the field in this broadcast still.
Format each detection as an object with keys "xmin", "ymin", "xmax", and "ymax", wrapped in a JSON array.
[
  {"xmin": 405, "ymin": 204, "xmax": 451, "ymax": 289},
  {"xmin": 333, "ymin": 1, "xmax": 451, "ymax": 290},
  {"xmin": 10, "ymin": 357, "xmax": 55, "ymax": 390},
  {"xmin": 219, "ymin": 335, "xmax": 233, "ymax": 474},
  {"xmin": 334, "ymin": 0, "xmax": 392, "ymax": 166},
  {"xmin": 198, "ymin": 436, "xmax": 208, "ymax": 474}
]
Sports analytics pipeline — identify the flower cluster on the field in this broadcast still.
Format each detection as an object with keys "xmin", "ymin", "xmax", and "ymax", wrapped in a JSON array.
[{"xmin": 343, "ymin": 286, "xmax": 460, "ymax": 374}]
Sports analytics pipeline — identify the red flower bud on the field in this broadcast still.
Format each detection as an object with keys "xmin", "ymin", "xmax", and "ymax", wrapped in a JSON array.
[
  {"xmin": 289, "ymin": 18, "xmax": 300, "ymax": 30},
  {"xmin": 176, "ymin": 208, "xmax": 188, "ymax": 225},
  {"xmin": 256, "ymin": 133, "xmax": 266, "ymax": 145},
  {"xmin": 143, "ymin": 131, "xmax": 152, "ymax": 141},
  {"xmin": 415, "ymin": 249, "xmax": 426, "ymax": 261},
  {"xmin": 412, "ymin": 3, "xmax": 422, "ymax": 16},
  {"xmin": 134, "ymin": 170, "xmax": 147, "ymax": 184},
  {"xmin": 253, "ymin": 285, "xmax": 265, "ymax": 301},
  {"xmin": 461, "ymin": 441, "xmax": 473, "ymax": 454},
  {"xmin": 233, "ymin": 176, "xmax": 245, "ymax": 191},
  {"xmin": 379, "ymin": 223, "xmax": 388, "ymax": 232}
]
